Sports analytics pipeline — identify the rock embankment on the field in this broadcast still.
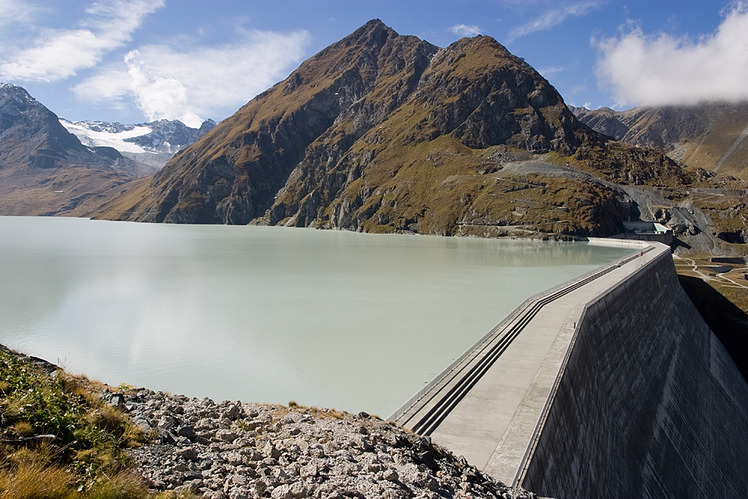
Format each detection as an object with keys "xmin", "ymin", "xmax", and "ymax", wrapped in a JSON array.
[{"xmin": 116, "ymin": 388, "xmax": 532, "ymax": 498}]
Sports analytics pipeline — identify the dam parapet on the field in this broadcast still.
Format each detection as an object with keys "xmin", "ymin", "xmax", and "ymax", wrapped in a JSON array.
[
  {"xmin": 521, "ymin": 244, "xmax": 748, "ymax": 497},
  {"xmin": 393, "ymin": 240, "xmax": 748, "ymax": 497}
]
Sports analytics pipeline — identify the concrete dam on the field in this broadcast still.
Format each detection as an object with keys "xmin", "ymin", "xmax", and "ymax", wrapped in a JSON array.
[{"xmin": 392, "ymin": 241, "xmax": 748, "ymax": 497}]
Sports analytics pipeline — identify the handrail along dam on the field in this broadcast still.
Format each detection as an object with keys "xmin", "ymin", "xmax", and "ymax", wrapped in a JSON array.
[{"xmin": 391, "ymin": 240, "xmax": 748, "ymax": 497}]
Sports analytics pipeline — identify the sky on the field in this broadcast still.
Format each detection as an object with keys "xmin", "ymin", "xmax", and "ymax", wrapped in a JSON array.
[{"xmin": 1, "ymin": 0, "xmax": 746, "ymax": 127}]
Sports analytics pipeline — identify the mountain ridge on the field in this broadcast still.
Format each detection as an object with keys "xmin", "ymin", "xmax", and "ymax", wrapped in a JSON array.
[
  {"xmin": 2, "ymin": 21, "xmax": 746, "ymax": 252},
  {"xmin": 61, "ymin": 117, "xmax": 216, "ymax": 172},
  {"xmin": 571, "ymin": 102, "xmax": 748, "ymax": 181},
  {"xmin": 0, "ymin": 83, "xmax": 149, "ymax": 216},
  {"xmin": 97, "ymin": 19, "xmax": 689, "ymax": 240}
]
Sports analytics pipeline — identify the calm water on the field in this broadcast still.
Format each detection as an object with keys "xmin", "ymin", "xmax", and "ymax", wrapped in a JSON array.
[{"xmin": 0, "ymin": 216, "xmax": 630, "ymax": 415}]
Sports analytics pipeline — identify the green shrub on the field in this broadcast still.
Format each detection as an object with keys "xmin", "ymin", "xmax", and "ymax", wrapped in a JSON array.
[{"xmin": 0, "ymin": 347, "xmax": 147, "ymax": 498}]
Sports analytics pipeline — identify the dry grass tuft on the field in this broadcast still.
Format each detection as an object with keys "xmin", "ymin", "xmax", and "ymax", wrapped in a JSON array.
[
  {"xmin": 0, "ymin": 445, "xmax": 73, "ymax": 499},
  {"xmin": 0, "ymin": 346, "xmax": 150, "ymax": 497},
  {"xmin": 83, "ymin": 471, "xmax": 150, "ymax": 499}
]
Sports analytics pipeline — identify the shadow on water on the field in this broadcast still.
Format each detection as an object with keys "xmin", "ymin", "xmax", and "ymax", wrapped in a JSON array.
[{"xmin": 678, "ymin": 275, "xmax": 748, "ymax": 383}]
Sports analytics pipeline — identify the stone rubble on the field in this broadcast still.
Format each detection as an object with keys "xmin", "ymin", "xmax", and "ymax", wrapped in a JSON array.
[{"xmin": 116, "ymin": 389, "xmax": 535, "ymax": 498}]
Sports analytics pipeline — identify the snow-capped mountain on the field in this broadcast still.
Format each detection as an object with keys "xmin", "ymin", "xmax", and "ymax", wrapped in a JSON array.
[
  {"xmin": 0, "ymin": 82, "xmax": 145, "ymax": 215},
  {"xmin": 60, "ymin": 118, "xmax": 216, "ymax": 169}
]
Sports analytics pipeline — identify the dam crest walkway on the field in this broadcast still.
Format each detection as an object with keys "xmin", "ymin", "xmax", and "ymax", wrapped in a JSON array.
[{"xmin": 390, "ymin": 239, "xmax": 665, "ymax": 488}]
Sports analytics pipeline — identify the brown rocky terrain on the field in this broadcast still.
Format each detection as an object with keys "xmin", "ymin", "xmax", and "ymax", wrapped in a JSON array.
[
  {"xmin": 0, "ymin": 343, "xmax": 534, "ymax": 498},
  {"xmin": 95, "ymin": 20, "xmax": 716, "ymax": 243},
  {"xmin": 572, "ymin": 102, "xmax": 748, "ymax": 181},
  {"xmin": 573, "ymin": 103, "xmax": 748, "ymax": 250},
  {"xmin": 123, "ymin": 389, "xmax": 533, "ymax": 498},
  {"xmin": 0, "ymin": 83, "xmax": 145, "ymax": 216}
]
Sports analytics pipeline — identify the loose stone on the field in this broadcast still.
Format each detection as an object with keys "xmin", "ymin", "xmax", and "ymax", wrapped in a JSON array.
[{"xmin": 120, "ymin": 390, "xmax": 535, "ymax": 498}]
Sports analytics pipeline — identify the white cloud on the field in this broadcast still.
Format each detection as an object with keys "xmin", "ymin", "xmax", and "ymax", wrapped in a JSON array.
[
  {"xmin": 538, "ymin": 65, "xmax": 564, "ymax": 75},
  {"xmin": 0, "ymin": 0, "xmax": 163, "ymax": 81},
  {"xmin": 0, "ymin": 0, "xmax": 43, "ymax": 26},
  {"xmin": 595, "ymin": 3, "xmax": 748, "ymax": 107},
  {"xmin": 450, "ymin": 24, "xmax": 482, "ymax": 37},
  {"xmin": 508, "ymin": 1, "xmax": 601, "ymax": 42},
  {"xmin": 74, "ymin": 29, "xmax": 311, "ymax": 126}
]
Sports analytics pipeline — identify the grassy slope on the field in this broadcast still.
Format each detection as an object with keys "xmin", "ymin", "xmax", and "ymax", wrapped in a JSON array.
[{"xmin": 0, "ymin": 346, "xmax": 157, "ymax": 498}]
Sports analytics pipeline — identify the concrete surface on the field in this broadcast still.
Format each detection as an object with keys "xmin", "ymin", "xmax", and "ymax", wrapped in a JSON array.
[{"xmin": 392, "ymin": 240, "xmax": 748, "ymax": 497}]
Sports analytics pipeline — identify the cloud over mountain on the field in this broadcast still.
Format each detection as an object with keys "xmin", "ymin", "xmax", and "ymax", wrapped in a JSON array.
[
  {"xmin": 73, "ymin": 29, "xmax": 311, "ymax": 127},
  {"xmin": 594, "ymin": 3, "xmax": 748, "ymax": 107},
  {"xmin": 0, "ymin": 0, "xmax": 311, "ymax": 126},
  {"xmin": 450, "ymin": 24, "xmax": 482, "ymax": 37}
]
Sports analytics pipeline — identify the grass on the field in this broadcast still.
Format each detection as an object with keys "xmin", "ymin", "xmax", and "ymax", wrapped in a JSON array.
[
  {"xmin": 0, "ymin": 346, "xmax": 153, "ymax": 498},
  {"xmin": 674, "ymin": 254, "xmax": 748, "ymax": 381}
]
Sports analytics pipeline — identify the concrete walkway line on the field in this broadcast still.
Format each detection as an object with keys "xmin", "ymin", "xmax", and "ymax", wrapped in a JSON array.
[
  {"xmin": 508, "ymin": 243, "xmax": 670, "ymax": 487},
  {"xmin": 391, "ymin": 239, "xmax": 665, "ymax": 486},
  {"xmin": 389, "ymin": 240, "xmax": 649, "ymax": 424}
]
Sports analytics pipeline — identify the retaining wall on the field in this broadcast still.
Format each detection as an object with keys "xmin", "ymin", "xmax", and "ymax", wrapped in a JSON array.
[{"xmin": 521, "ymin": 250, "xmax": 748, "ymax": 497}]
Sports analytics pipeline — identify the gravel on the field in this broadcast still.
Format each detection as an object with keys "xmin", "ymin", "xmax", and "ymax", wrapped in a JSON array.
[{"xmin": 113, "ymin": 389, "xmax": 536, "ymax": 498}]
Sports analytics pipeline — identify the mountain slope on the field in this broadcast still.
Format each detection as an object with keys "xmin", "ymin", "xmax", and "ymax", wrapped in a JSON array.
[
  {"xmin": 266, "ymin": 32, "xmax": 638, "ymax": 237},
  {"xmin": 0, "ymin": 83, "xmax": 143, "ymax": 216},
  {"xmin": 572, "ymin": 102, "xmax": 748, "ymax": 181},
  {"xmin": 96, "ymin": 20, "xmax": 727, "ymax": 242},
  {"xmin": 101, "ymin": 20, "xmax": 440, "ymax": 224}
]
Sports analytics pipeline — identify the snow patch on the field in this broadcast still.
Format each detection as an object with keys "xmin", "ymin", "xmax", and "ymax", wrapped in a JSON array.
[{"xmin": 60, "ymin": 119, "xmax": 151, "ymax": 154}]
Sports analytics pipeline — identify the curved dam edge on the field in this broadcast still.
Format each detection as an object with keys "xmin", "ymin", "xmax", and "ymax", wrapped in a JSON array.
[
  {"xmin": 519, "ymin": 243, "xmax": 748, "ymax": 497},
  {"xmin": 393, "ymin": 239, "xmax": 748, "ymax": 497},
  {"xmin": 389, "ymin": 238, "xmax": 648, "ymax": 424}
]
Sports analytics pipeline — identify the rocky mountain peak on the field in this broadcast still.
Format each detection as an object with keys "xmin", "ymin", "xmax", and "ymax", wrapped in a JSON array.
[
  {"xmin": 344, "ymin": 18, "xmax": 395, "ymax": 44},
  {"xmin": 0, "ymin": 83, "xmax": 95, "ymax": 169},
  {"xmin": 0, "ymin": 82, "xmax": 33, "ymax": 103},
  {"xmin": 439, "ymin": 34, "xmax": 514, "ymax": 60},
  {"xmin": 96, "ymin": 20, "xmax": 700, "ymax": 241},
  {"xmin": 394, "ymin": 32, "xmax": 584, "ymax": 157},
  {"xmin": 1, "ymin": 83, "xmax": 55, "ymax": 128}
]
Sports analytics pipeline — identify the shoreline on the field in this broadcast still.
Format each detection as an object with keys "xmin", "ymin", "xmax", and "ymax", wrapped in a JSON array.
[{"xmin": 1, "ymin": 344, "xmax": 534, "ymax": 498}]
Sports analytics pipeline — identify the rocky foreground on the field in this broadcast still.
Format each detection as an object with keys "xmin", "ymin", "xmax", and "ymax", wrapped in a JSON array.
[{"xmin": 110, "ymin": 388, "xmax": 534, "ymax": 498}]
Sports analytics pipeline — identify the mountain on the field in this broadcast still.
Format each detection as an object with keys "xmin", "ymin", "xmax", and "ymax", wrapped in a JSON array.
[
  {"xmin": 97, "ymin": 19, "xmax": 699, "ymax": 241},
  {"xmin": 572, "ymin": 103, "xmax": 748, "ymax": 181},
  {"xmin": 61, "ymin": 118, "xmax": 216, "ymax": 172},
  {"xmin": 0, "ymin": 83, "xmax": 145, "ymax": 216}
]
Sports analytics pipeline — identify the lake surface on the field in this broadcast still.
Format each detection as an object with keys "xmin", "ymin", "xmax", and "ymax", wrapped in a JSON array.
[{"xmin": 0, "ymin": 216, "xmax": 631, "ymax": 416}]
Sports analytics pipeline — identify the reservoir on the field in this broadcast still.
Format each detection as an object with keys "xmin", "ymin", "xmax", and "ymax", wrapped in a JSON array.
[{"xmin": 0, "ymin": 216, "xmax": 631, "ymax": 416}]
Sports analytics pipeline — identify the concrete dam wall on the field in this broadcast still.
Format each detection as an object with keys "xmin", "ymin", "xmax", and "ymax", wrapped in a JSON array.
[{"xmin": 521, "ymin": 249, "xmax": 748, "ymax": 497}]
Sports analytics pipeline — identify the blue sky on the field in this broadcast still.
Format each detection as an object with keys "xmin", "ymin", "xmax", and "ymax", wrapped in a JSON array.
[{"xmin": 1, "ymin": 0, "xmax": 746, "ymax": 127}]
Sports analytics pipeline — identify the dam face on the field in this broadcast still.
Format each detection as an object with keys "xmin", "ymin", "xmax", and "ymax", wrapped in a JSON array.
[
  {"xmin": 394, "ymin": 242, "xmax": 748, "ymax": 498},
  {"xmin": 521, "ymin": 250, "xmax": 748, "ymax": 497}
]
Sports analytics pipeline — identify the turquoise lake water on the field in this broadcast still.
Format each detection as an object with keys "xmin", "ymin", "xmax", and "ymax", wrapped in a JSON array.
[{"xmin": 0, "ymin": 216, "xmax": 631, "ymax": 415}]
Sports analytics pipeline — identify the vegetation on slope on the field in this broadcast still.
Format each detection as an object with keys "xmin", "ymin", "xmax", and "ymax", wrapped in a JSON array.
[
  {"xmin": 0, "ymin": 345, "xmax": 153, "ymax": 498},
  {"xmin": 94, "ymin": 21, "xmax": 648, "ymax": 239},
  {"xmin": 86, "ymin": 19, "xmax": 746, "ymax": 251}
]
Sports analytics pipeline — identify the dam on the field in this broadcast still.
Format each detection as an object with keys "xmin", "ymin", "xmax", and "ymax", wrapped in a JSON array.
[{"xmin": 392, "ymin": 240, "xmax": 748, "ymax": 497}]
